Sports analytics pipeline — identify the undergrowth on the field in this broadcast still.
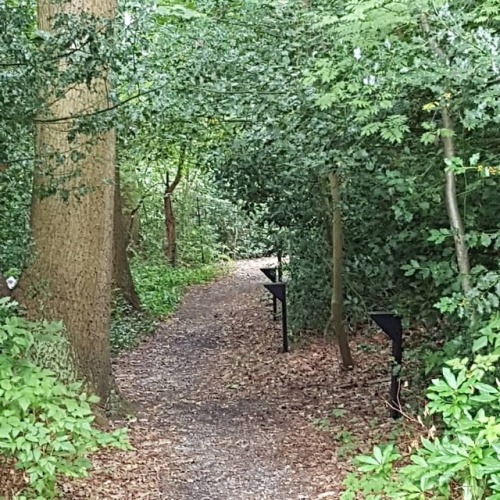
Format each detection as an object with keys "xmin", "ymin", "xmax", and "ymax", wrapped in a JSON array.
[
  {"xmin": 110, "ymin": 294, "xmax": 156, "ymax": 355},
  {"xmin": 131, "ymin": 261, "xmax": 226, "ymax": 318},
  {"xmin": 342, "ymin": 311, "xmax": 500, "ymax": 499},
  {"xmin": 0, "ymin": 298, "xmax": 129, "ymax": 499}
]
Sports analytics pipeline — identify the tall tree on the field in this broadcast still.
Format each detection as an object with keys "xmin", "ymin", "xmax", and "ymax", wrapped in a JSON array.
[{"xmin": 17, "ymin": 0, "xmax": 117, "ymax": 401}]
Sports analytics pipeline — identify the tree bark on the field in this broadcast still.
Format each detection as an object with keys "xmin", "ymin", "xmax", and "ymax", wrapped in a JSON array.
[
  {"xmin": 16, "ymin": 0, "xmax": 117, "ymax": 402},
  {"xmin": 164, "ymin": 145, "xmax": 186, "ymax": 267},
  {"xmin": 164, "ymin": 189, "xmax": 178, "ymax": 266},
  {"xmin": 421, "ymin": 14, "xmax": 471, "ymax": 293},
  {"xmin": 326, "ymin": 173, "xmax": 354, "ymax": 369},
  {"xmin": 441, "ymin": 109, "xmax": 471, "ymax": 293},
  {"xmin": 113, "ymin": 166, "xmax": 141, "ymax": 310}
]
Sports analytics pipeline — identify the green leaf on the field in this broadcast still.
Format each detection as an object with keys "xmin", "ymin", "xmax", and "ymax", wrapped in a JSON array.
[
  {"xmin": 411, "ymin": 455, "xmax": 428, "ymax": 467},
  {"xmin": 356, "ymin": 455, "xmax": 379, "ymax": 466},
  {"xmin": 373, "ymin": 446, "xmax": 383, "ymax": 464},
  {"xmin": 442, "ymin": 368, "xmax": 458, "ymax": 390},
  {"xmin": 471, "ymin": 394, "xmax": 497, "ymax": 403},
  {"xmin": 18, "ymin": 396, "xmax": 31, "ymax": 413},
  {"xmin": 474, "ymin": 382, "xmax": 498, "ymax": 394},
  {"xmin": 0, "ymin": 425, "xmax": 12, "ymax": 439},
  {"xmin": 481, "ymin": 233, "xmax": 492, "ymax": 247},
  {"xmin": 472, "ymin": 336, "xmax": 489, "ymax": 352}
]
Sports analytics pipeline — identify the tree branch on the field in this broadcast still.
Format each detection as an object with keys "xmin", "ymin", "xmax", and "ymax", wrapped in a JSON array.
[{"xmin": 33, "ymin": 83, "xmax": 169, "ymax": 124}]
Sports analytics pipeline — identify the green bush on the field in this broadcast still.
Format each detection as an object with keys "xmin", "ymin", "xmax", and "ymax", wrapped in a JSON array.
[
  {"xmin": 0, "ymin": 298, "xmax": 129, "ymax": 499},
  {"xmin": 131, "ymin": 261, "xmax": 225, "ymax": 318},
  {"xmin": 342, "ymin": 314, "xmax": 500, "ymax": 500}
]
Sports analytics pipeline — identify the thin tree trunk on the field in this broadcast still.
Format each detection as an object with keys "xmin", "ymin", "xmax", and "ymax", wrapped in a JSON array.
[
  {"xmin": 16, "ymin": 0, "xmax": 117, "ymax": 401},
  {"xmin": 113, "ymin": 166, "xmax": 141, "ymax": 310},
  {"xmin": 164, "ymin": 145, "xmax": 186, "ymax": 266},
  {"xmin": 125, "ymin": 204, "xmax": 141, "ymax": 248},
  {"xmin": 421, "ymin": 14, "xmax": 471, "ymax": 293},
  {"xmin": 122, "ymin": 181, "xmax": 142, "ymax": 248},
  {"xmin": 441, "ymin": 109, "xmax": 471, "ymax": 292},
  {"xmin": 164, "ymin": 188, "xmax": 177, "ymax": 266},
  {"xmin": 326, "ymin": 172, "xmax": 354, "ymax": 369}
]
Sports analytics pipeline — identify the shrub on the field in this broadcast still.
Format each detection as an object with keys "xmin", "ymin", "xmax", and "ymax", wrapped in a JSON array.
[
  {"xmin": 342, "ymin": 314, "xmax": 500, "ymax": 499},
  {"xmin": 0, "ymin": 298, "xmax": 129, "ymax": 499}
]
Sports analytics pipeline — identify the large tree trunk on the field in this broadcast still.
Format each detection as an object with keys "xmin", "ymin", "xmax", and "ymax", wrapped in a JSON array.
[
  {"xmin": 1, "ymin": 165, "xmax": 14, "ymax": 299},
  {"xmin": 113, "ymin": 166, "xmax": 141, "ymax": 310},
  {"xmin": 16, "ymin": 0, "xmax": 117, "ymax": 402},
  {"xmin": 0, "ymin": 273, "xmax": 11, "ymax": 298},
  {"xmin": 325, "ymin": 173, "xmax": 354, "ymax": 369}
]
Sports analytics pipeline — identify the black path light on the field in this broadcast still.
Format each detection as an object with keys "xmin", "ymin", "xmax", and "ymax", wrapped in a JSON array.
[
  {"xmin": 369, "ymin": 312, "xmax": 403, "ymax": 419},
  {"xmin": 264, "ymin": 282, "xmax": 288, "ymax": 353},
  {"xmin": 260, "ymin": 267, "xmax": 278, "ymax": 320}
]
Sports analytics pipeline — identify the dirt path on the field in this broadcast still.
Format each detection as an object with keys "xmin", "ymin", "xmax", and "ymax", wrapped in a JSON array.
[
  {"xmin": 118, "ymin": 258, "xmax": 327, "ymax": 499},
  {"xmin": 67, "ymin": 258, "xmax": 398, "ymax": 499}
]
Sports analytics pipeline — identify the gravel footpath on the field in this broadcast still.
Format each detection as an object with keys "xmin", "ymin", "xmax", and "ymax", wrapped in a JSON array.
[{"xmin": 115, "ymin": 258, "xmax": 331, "ymax": 499}]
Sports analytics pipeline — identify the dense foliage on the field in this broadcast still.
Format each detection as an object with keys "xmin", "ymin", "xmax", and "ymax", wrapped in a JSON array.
[
  {"xmin": 0, "ymin": 299, "xmax": 129, "ymax": 498},
  {"xmin": 1, "ymin": 0, "xmax": 500, "ymax": 497}
]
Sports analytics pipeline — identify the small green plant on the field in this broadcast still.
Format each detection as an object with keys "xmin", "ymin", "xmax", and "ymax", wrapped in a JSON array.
[
  {"xmin": 340, "ymin": 430, "xmax": 354, "ymax": 445},
  {"xmin": 358, "ymin": 343, "xmax": 380, "ymax": 354},
  {"xmin": 337, "ymin": 430, "xmax": 360, "ymax": 459},
  {"xmin": 0, "ymin": 298, "xmax": 129, "ymax": 498},
  {"xmin": 331, "ymin": 407, "xmax": 347, "ymax": 419},
  {"xmin": 313, "ymin": 408, "xmax": 346, "ymax": 432},
  {"xmin": 342, "ymin": 444, "xmax": 401, "ymax": 500},
  {"xmin": 313, "ymin": 416, "xmax": 331, "ymax": 432}
]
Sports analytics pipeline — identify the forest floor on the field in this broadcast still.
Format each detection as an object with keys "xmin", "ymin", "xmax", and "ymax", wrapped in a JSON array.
[{"xmin": 64, "ymin": 258, "xmax": 413, "ymax": 499}]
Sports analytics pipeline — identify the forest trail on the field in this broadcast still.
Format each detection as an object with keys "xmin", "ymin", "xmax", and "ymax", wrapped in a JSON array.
[
  {"xmin": 119, "ymin": 258, "xmax": 331, "ymax": 500},
  {"xmin": 66, "ymin": 258, "xmax": 395, "ymax": 499}
]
